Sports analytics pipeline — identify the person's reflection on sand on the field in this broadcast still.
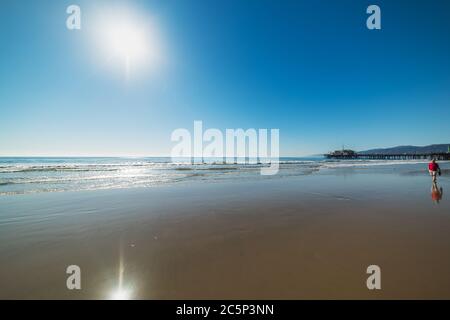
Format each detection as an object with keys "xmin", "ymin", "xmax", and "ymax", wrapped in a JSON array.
[{"xmin": 431, "ymin": 182, "xmax": 443, "ymax": 203}]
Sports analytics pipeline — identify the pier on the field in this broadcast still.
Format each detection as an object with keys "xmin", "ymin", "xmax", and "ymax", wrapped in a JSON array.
[{"xmin": 325, "ymin": 152, "xmax": 450, "ymax": 160}]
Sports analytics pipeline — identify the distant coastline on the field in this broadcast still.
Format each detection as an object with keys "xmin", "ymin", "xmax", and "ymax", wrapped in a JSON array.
[{"xmin": 359, "ymin": 143, "xmax": 450, "ymax": 155}]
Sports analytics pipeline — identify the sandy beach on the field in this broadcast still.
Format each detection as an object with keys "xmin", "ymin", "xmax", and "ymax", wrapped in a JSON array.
[{"xmin": 1, "ymin": 162, "xmax": 449, "ymax": 299}]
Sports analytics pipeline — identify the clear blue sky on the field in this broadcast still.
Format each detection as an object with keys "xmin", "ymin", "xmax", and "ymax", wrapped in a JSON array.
[{"xmin": 1, "ymin": 0, "xmax": 449, "ymax": 156}]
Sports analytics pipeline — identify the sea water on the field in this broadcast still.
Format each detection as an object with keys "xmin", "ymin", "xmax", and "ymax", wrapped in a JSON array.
[{"xmin": 0, "ymin": 157, "xmax": 446, "ymax": 195}]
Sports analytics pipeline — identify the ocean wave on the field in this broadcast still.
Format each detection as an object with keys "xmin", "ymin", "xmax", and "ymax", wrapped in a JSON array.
[
  {"xmin": 0, "ymin": 163, "xmax": 165, "ymax": 173},
  {"xmin": 0, "ymin": 160, "xmax": 323, "ymax": 174},
  {"xmin": 0, "ymin": 172, "xmax": 176, "ymax": 186}
]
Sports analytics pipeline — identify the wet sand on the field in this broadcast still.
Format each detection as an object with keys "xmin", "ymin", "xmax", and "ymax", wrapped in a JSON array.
[{"xmin": 1, "ymin": 169, "xmax": 450, "ymax": 299}]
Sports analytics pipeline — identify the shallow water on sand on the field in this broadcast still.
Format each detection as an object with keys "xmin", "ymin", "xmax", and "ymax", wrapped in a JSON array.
[{"xmin": 0, "ymin": 164, "xmax": 449, "ymax": 299}]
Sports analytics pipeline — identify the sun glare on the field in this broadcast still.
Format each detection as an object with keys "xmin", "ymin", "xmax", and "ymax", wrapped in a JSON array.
[
  {"xmin": 107, "ymin": 22, "xmax": 148, "ymax": 61},
  {"xmin": 92, "ymin": 5, "xmax": 163, "ymax": 80}
]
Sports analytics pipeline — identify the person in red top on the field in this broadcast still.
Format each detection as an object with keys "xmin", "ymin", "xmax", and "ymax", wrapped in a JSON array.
[{"xmin": 428, "ymin": 159, "xmax": 441, "ymax": 183}]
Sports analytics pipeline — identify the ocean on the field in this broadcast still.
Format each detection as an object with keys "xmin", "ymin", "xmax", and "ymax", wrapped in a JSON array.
[{"xmin": 0, "ymin": 157, "xmax": 443, "ymax": 195}]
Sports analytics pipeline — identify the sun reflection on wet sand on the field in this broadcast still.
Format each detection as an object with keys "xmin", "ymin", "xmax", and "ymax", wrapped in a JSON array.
[
  {"xmin": 108, "ymin": 241, "xmax": 133, "ymax": 300},
  {"xmin": 110, "ymin": 288, "xmax": 132, "ymax": 300}
]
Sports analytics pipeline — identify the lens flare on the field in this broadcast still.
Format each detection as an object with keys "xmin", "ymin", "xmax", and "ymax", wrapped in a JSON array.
[{"xmin": 91, "ymin": 4, "xmax": 164, "ymax": 80}]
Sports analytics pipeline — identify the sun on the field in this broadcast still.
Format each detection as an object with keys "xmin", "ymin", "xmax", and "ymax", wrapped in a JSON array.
[
  {"xmin": 106, "ymin": 21, "xmax": 148, "ymax": 62},
  {"xmin": 91, "ymin": 5, "xmax": 163, "ymax": 80}
]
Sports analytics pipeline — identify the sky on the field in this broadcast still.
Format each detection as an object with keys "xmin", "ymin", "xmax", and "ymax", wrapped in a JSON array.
[{"xmin": 0, "ymin": 0, "xmax": 449, "ymax": 156}]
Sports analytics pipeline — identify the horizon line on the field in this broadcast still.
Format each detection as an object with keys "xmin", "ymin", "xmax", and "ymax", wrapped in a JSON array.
[{"xmin": 0, "ymin": 154, "xmax": 322, "ymax": 158}]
